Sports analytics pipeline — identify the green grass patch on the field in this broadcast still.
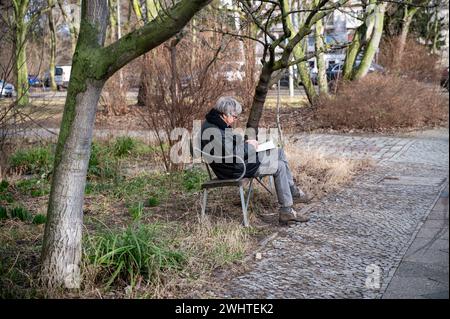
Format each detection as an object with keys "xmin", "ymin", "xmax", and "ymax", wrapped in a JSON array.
[
  {"xmin": 0, "ymin": 180, "xmax": 14, "ymax": 203},
  {"xmin": 181, "ymin": 168, "xmax": 208, "ymax": 192},
  {"xmin": 16, "ymin": 178, "xmax": 50, "ymax": 197},
  {"xmin": 32, "ymin": 214, "xmax": 47, "ymax": 225},
  {"xmin": 0, "ymin": 205, "xmax": 7, "ymax": 219},
  {"xmin": 9, "ymin": 146, "xmax": 54, "ymax": 175},
  {"xmin": 84, "ymin": 223, "xmax": 186, "ymax": 287},
  {"xmin": 144, "ymin": 197, "xmax": 160, "ymax": 207},
  {"xmin": 128, "ymin": 202, "xmax": 144, "ymax": 220},
  {"xmin": 113, "ymin": 136, "xmax": 137, "ymax": 158},
  {"xmin": 9, "ymin": 206, "xmax": 32, "ymax": 222},
  {"xmin": 88, "ymin": 142, "xmax": 120, "ymax": 180}
]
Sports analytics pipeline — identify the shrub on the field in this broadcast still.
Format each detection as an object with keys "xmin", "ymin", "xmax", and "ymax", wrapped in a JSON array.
[
  {"xmin": 316, "ymin": 74, "xmax": 448, "ymax": 131},
  {"xmin": 9, "ymin": 206, "xmax": 32, "ymax": 222},
  {"xmin": 113, "ymin": 137, "xmax": 137, "ymax": 158},
  {"xmin": 9, "ymin": 146, "xmax": 53, "ymax": 175},
  {"xmin": 379, "ymin": 37, "xmax": 441, "ymax": 83},
  {"xmin": 32, "ymin": 214, "xmax": 47, "ymax": 225},
  {"xmin": 84, "ymin": 223, "xmax": 186, "ymax": 287}
]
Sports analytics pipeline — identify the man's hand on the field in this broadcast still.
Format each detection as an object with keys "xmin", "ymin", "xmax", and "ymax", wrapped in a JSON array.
[{"xmin": 246, "ymin": 139, "xmax": 258, "ymax": 150}]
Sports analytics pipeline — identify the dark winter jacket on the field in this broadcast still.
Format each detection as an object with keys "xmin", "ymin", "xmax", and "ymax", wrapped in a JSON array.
[{"xmin": 200, "ymin": 109, "xmax": 260, "ymax": 179}]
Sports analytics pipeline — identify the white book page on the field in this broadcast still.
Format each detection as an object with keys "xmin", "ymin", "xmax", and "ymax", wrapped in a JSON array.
[{"xmin": 257, "ymin": 140, "xmax": 276, "ymax": 152}]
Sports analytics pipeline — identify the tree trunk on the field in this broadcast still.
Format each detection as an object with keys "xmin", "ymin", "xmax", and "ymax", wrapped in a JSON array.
[
  {"xmin": 108, "ymin": 0, "xmax": 117, "ymax": 43},
  {"xmin": 314, "ymin": 14, "xmax": 328, "ymax": 96},
  {"xmin": 295, "ymin": 41, "xmax": 318, "ymax": 104},
  {"xmin": 40, "ymin": 0, "xmax": 212, "ymax": 288},
  {"xmin": 58, "ymin": 0, "xmax": 80, "ymax": 55},
  {"xmin": 40, "ymin": 0, "xmax": 109, "ymax": 289},
  {"xmin": 353, "ymin": 3, "xmax": 387, "ymax": 80},
  {"xmin": 246, "ymin": 63, "xmax": 273, "ymax": 137},
  {"xmin": 48, "ymin": 4, "xmax": 58, "ymax": 91},
  {"xmin": 13, "ymin": 0, "xmax": 30, "ymax": 106},
  {"xmin": 394, "ymin": 6, "xmax": 417, "ymax": 68},
  {"xmin": 343, "ymin": 25, "xmax": 364, "ymax": 80},
  {"xmin": 286, "ymin": 0, "xmax": 318, "ymax": 104},
  {"xmin": 431, "ymin": 5, "xmax": 440, "ymax": 54}
]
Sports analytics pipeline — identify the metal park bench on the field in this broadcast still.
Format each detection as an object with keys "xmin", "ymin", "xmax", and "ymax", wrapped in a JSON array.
[{"xmin": 194, "ymin": 148, "xmax": 274, "ymax": 227}]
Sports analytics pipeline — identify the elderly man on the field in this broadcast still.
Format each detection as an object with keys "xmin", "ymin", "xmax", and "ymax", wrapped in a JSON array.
[{"xmin": 200, "ymin": 96, "xmax": 311, "ymax": 225}]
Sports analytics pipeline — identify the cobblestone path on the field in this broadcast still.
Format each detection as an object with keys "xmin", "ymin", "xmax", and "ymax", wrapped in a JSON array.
[{"xmin": 212, "ymin": 129, "xmax": 449, "ymax": 299}]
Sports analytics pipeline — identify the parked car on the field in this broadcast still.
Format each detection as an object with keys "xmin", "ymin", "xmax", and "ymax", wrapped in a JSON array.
[
  {"xmin": 326, "ymin": 61, "xmax": 385, "ymax": 81},
  {"xmin": 28, "ymin": 74, "xmax": 41, "ymax": 87},
  {"xmin": 0, "ymin": 80, "xmax": 16, "ymax": 98},
  {"xmin": 44, "ymin": 65, "xmax": 72, "ymax": 90},
  {"xmin": 440, "ymin": 67, "xmax": 449, "ymax": 91}
]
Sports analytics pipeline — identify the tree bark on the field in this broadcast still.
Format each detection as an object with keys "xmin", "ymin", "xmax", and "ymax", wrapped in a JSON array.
[
  {"xmin": 343, "ymin": 24, "xmax": 364, "ymax": 80},
  {"xmin": 48, "ymin": 2, "xmax": 58, "ymax": 91},
  {"xmin": 13, "ymin": 0, "xmax": 30, "ymax": 106},
  {"xmin": 58, "ymin": 0, "xmax": 80, "ymax": 55},
  {"xmin": 314, "ymin": 10, "xmax": 328, "ymax": 96},
  {"xmin": 353, "ymin": 3, "xmax": 387, "ymax": 80},
  {"xmin": 394, "ymin": 5, "xmax": 418, "ymax": 68},
  {"xmin": 40, "ymin": 0, "xmax": 109, "ymax": 288},
  {"xmin": 40, "ymin": 0, "xmax": 212, "ymax": 289},
  {"xmin": 287, "ymin": 0, "xmax": 318, "ymax": 104},
  {"xmin": 295, "ymin": 41, "xmax": 318, "ymax": 104},
  {"xmin": 246, "ymin": 63, "xmax": 274, "ymax": 137}
]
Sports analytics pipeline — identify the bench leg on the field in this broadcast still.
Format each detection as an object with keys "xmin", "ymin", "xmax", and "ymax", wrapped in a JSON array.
[
  {"xmin": 239, "ymin": 186, "xmax": 250, "ymax": 227},
  {"xmin": 246, "ymin": 178, "xmax": 254, "ymax": 210},
  {"xmin": 201, "ymin": 189, "xmax": 208, "ymax": 220}
]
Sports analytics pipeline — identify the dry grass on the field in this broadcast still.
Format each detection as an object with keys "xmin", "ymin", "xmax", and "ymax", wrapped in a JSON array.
[
  {"xmin": 315, "ymin": 74, "xmax": 448, "ymax": 131},
  {"xmin": 285, "ymin": 145, "xmax": 373, "ymax": 199}
]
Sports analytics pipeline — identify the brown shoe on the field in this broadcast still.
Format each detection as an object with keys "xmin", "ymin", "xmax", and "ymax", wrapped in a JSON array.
[{"xmin": 279, "ymin": 208, "xmax": 310, "ymax": 225}]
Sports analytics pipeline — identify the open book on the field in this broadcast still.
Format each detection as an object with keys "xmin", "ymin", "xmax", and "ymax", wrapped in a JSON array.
[{"xmin": 256, "ymin": 140, "xmax": 276, "ymax": 152}]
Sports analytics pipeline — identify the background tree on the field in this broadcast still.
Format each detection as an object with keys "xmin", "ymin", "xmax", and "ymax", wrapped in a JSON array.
[
  {"xmin": 10, "ymin": 0, "xmax": 50, "ymax": 105},
  {"xmin": 40, "ymin": 0, "xmax": 212, "ymax": 289},
  {"xmin": 47, "ymin": 0, "xmax": 58, "ymax": 90},
  {"xmin": 343, "ymin": 0, "xmax": 387, "ymax": 80},
  {"xmin": 235, "ymin": 0, "xmax": 349, "ymax": 134}
]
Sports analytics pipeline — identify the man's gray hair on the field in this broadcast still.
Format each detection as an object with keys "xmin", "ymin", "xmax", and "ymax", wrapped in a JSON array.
[{"xmin": 213, "ymin": 96, "xmax": 242, "ymax": 116}]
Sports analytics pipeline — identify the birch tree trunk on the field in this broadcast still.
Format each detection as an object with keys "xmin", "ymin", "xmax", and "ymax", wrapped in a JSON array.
[{"xmin": 40, "ymin": 0, "xmax": 212, "ymax": 288}]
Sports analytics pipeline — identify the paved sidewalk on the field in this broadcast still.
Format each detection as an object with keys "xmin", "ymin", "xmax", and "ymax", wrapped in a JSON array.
[
  {"xmin": 208, "ymin": 129, "xmax": 449, "ymax": 299},
  {"xmin": 383, "ymin": 185, "xmax": 449, "ymax": 299}
]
